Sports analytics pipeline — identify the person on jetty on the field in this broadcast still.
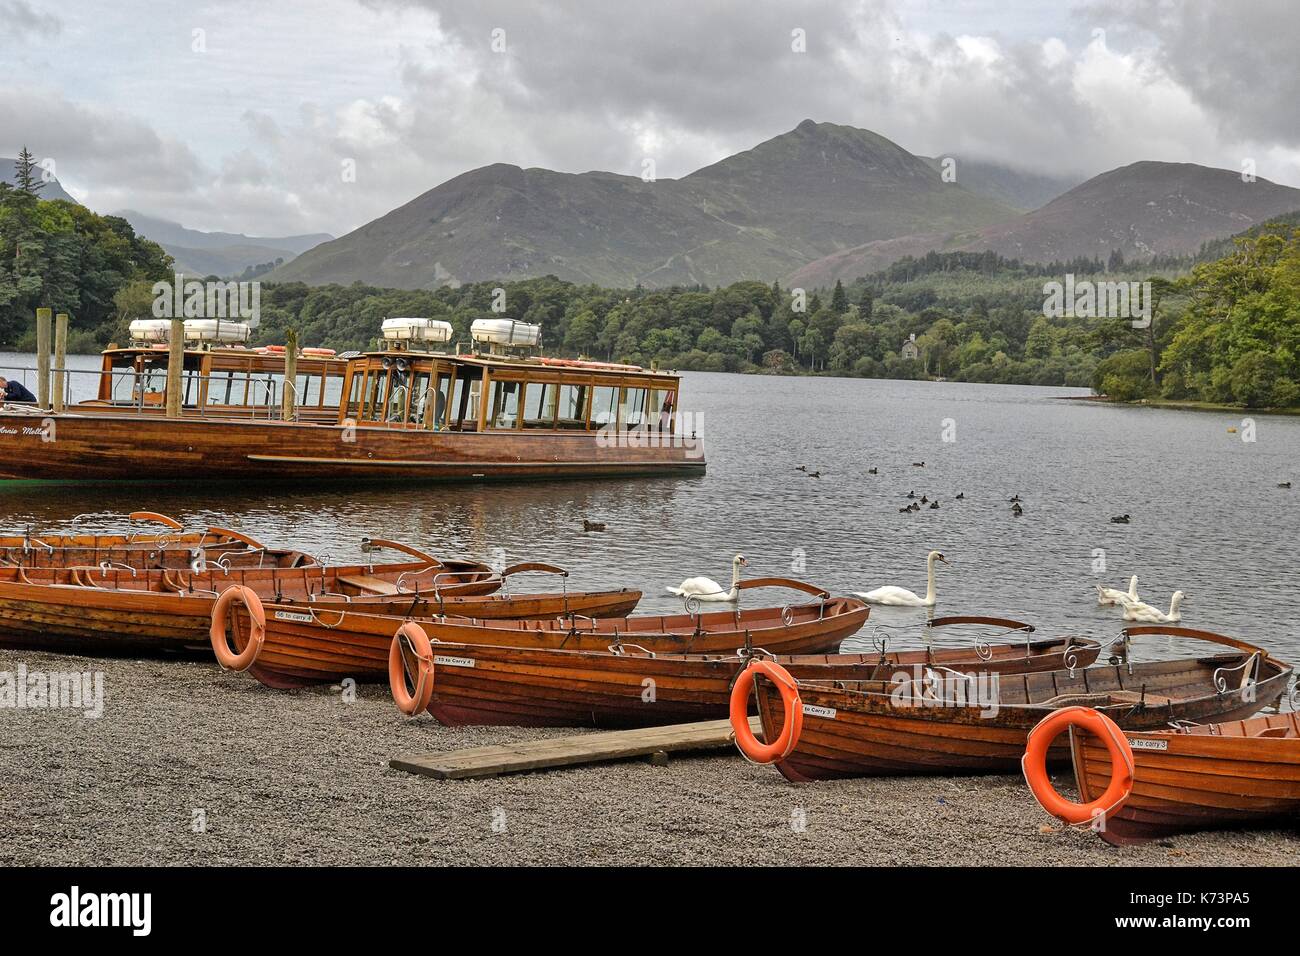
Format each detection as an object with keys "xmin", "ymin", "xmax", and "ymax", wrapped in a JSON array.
[{"xmin": 0, "ymin": 378, "xmax": 37, "ymax": 403}]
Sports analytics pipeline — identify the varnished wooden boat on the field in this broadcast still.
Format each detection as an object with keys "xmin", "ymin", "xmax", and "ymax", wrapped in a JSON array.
[
  {"xmin": 0, "ymin": 330, "xmax": 704, "ymax": 483},
  {"xmin": 214, "ymin": 578, "xmax": 871, "ymax": 690},
  {"xmin": 746, "ymin": 626, "xmax": 1291, "ymax": 781},
  {"xmin": 0, "ymin": 512, "xmax": 316, "ymax": 570},
  {"xmin": 384, "ymin": 618, "xmax": 1099, "ymax": 729},
  {"xmin": 0, "ymin": 546, "xmax": 525, "ymax": 654},
  {"xmin": 1066, "ymin": 704, "xmax": 1300, "ymax": 845}
]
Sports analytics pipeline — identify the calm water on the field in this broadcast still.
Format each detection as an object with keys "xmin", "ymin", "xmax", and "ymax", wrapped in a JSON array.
[{"xmin": 0, "ymin": 355, "xmax": 1297, "ymax": 663}]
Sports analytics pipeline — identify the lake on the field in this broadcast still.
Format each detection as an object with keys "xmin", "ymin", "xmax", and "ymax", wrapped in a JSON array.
[{"xmin": 0, "ymin": 353, "xmax": 1296, "ymax": 664}]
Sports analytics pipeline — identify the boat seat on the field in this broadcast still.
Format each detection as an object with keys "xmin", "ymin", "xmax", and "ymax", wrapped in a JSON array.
[
  {"xmin": 335, "ymin": 574, "xmax": 400, "ymax": 595},
  {"xmin": 1250, "ymin": 726, "xmax": 1292, "ymax": 739},
  {"xmin": 1109, "ymin": 690, "xmax": 1176, "ymax": 707}
]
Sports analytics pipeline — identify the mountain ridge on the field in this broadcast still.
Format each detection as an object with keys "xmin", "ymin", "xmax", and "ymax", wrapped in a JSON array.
[{"xmin": 268, "ymin": 120, "xmax": 1019, "ymax": 289}]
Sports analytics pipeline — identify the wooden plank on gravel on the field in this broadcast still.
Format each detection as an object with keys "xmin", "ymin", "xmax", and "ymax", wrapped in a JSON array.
[{"xmin": 390, "ymin": 717, "xmax": 758, "ymax": 780}]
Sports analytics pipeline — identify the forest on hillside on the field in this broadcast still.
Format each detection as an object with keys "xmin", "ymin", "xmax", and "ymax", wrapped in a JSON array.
[{"xmin": 3, "ymin": 148, "xmax": 1298, "ymax": 409}]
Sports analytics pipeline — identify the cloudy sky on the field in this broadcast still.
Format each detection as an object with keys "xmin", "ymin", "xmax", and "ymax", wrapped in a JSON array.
[{"xmin": 3, "ymin": 0, "xmax": 1298, "ymax": 238}]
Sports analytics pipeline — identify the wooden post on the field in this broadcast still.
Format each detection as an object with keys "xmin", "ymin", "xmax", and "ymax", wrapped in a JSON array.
[
  {"xmin": 165, "ymin": 318, "xmax": 185, "ymax": 418},
  {"xmin": 52, "ymin": 313, "xmax": 68, "ymax": 412},
  {"xmin": 281, "ymin": 329, "xmax": 298, "ymax": 421},
  {"xmin": 35, "ymin": 308, "xmax": 52, "ymax": 409}
]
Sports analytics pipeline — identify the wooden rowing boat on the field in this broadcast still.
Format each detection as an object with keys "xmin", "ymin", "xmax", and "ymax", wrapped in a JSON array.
[
  {"xmin": 383, "ymin": 618, "xmax": 1099, "ymax": 729},
  {"xmin": 0, "ymin": 511, "xmax": 317, "ymax": 570},
  {"xmin": 1067, "ymin": 703, "xmax": 1300, "ymax": 845},
  {"xmin": 746, "ymin": 626, "xmax": 1291, "ymax": 781},
  {"xmin": 0, "ymin": 548, "xmax": 533, "ymax": 653},
  {"xmin": 214, "ymin": 578, "xmax": 871, "ymax": 690}
]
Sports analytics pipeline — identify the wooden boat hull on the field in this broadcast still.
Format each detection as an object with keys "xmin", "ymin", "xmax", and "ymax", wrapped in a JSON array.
[
  {"xmin": 0, "ymin": 560, "xmax": 634, "ymax": 654},
  {"xmin": 0, "ymin": 412, "xmax": 705, "ymax": 482},
  {"xmin": 411, "ymin": 636, "xmax": 1100, "ymax": 729},
  {"xmin": 222, "ymin": 598, "xmax": 871, "ymax": 690},
  {"xmin": 0, "ymin": 528, "xmax": 315, "ymax": 570},
  {"xmin": 1072, "ymin": 712, "xmax": 1300, "ymax": 845},
  {"xmin": 753, "ymin": 654, "xmax": 1291, "ymax": 781}
]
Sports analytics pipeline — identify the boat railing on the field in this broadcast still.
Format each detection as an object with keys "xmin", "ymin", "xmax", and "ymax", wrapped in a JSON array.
[
  {"xmin": 1213, "ymin": 651, "xmax": 1261, "ymax": 695},
  {"xmin": 870, "ymin": 615, "xmax": 1038, "ymax": 661}
]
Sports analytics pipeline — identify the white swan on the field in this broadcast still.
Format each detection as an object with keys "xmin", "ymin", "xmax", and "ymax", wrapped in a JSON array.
[
  {"xmin": 1097, "ymin": 575, "xmax": 1139, "ymax": 606},
  {"xmin": 1121, "ymin": 591, "xmax": 1184, "ymax": 623},
  {"xmin": 853, "ymin": 551, "xmax": 948, "ymax": 607},
  {"xmin": 667, "ymin": 554, "xmax": 748, "ymax": 602}
]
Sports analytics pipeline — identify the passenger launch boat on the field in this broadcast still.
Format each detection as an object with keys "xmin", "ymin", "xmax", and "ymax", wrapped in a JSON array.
[
  {"xmin": 736, "ymin": 626, "xmax": 1290, "ymax": 781},
  {"xmin": 0, "ymin": 316, "xmax": 704, "ymax": 482}
]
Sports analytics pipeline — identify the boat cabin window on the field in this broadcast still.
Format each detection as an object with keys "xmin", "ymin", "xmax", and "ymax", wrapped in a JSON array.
[
  {"xmin": 590, "ymin": 385, "xmax": 618, "ymax": 429},
  {"xmin": 428, "ymin": 371, "xmax": 452, "ymax": 429},
  {"xmin": 447, "ymin": 367, "xmax": 482, "ymax": 431},
  {"xmin": 556, "ymin": 383, "xmax": 588, "ymax": 429},
  {"xmin": 487, "ymin": 378, "xmax": 521, "ymax": 429},
  {"xmin": 647, "ymin": 388, "xmax": 675, "ymax": 432},
  {"xmin": 619, "ymin": 387, "xmax": 648, "ymax": 428},
  {"xmin": 523, "ymin": 382, "xmax": 559, "ymax": 428},
  {"xmin": 323, "ymin": 372, "xmax": 345, "ymax": 410}
]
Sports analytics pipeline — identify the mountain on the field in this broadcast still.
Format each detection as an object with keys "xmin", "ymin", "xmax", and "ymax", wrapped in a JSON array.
[
  {"xmin": 1, "ymin": 157, "xmax": 78, "ymax": 203},
  {"xmin": 790, "ymin": 161, "xmax": 1300, "ymax": 287},
  {"xmin": 117, "ymin": 210, "xmax": 332, "ymax": 278},
  {"xmin": 118, "ymin": 211, "xmax": 331, "ymax": 256},
  {"xmin": 918, "ymin": 156, "xmax": 1082, "ymax": 211},
  {"xmin": 268, "ymin": 120, "xmax": 1019, "ymax": 289}
]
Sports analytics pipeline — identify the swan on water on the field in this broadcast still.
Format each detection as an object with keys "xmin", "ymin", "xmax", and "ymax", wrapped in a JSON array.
[
  {"xmin": 853, "ymin": 550, "xmax": 948, "ymax": 607},
  {"xmin": 667, "ymin": 553, "xmax": 748, "ymax": 602},
  {"xmin": 1096, "ymin": 575, "xmax": 1139, "ymax": 606},
  {"xmin": 1121, "ymin": 591, "xmax": 1184, "ymax": 623}
]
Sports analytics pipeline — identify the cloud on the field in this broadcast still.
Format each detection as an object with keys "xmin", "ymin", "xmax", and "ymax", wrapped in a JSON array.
[
  {"xmin": 2, "ymin": 0, "xmax": 61, "ymax": 39},
  {"xmin": 0, "ymin": 87, "xmax": 205, "ymax": 203},
  {"xmin": 4, "ymin": 0, "xmax": 1300, "ymax": 237},
  {"xmin": 1089, "ymin": 0, "xmax": 1300, "ymax": 148}
]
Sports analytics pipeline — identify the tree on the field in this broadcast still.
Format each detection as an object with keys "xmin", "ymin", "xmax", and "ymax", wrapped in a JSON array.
[
  {"xmin": 13, "ymin": 147, "xmax": 46, "ymax": 196},
  {"xmin": 830, "ymin": 279, "xmax": 848, "ymax": 315}
]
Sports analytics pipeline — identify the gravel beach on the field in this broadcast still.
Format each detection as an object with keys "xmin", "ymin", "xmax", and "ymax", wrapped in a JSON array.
[{"xmin": 3, "ymin": 646, "xmax": 1298, "ymax": 867}]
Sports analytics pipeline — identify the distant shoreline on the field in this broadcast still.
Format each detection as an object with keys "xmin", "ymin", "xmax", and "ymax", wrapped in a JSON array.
[{"xmin": 1071, "ymin": 395, "xmax": 1300, "ymax": 417}]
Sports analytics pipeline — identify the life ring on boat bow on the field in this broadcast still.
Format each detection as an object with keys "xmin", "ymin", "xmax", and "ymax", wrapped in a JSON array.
[
  {"xmin": 729, "ymin": 659, "xmax": 804, "ymax": 764},
  {"xmin": 1022, "ymin": 706, "xmax": 1134, "ymax": 825},
  {"xmin": 209, "ymin": 585, "xmax": 266, "ymax": 672},
  {"xmin": 389, "ymin": 622, "xmax": 435, "ymax": 716}
]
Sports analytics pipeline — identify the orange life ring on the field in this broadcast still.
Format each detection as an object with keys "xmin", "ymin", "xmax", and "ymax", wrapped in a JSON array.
[
  {"xmin": 389, "ymin": 621, "xmax": 434, "ymax": 716},
  {"xmin": 209, "ymin": 585, "xmax": 266, "ymax": 671},
  {"xmin": 302, "ymin": 347, "xmax": 336, "ymax": 357},
  {"xmin": 1022, "ymin": 706, "xmax": 1135, "ymax": 825},
  {"xmin": 729, "ymin": 659, "xmax": 804, "ymax": 764},
  {"xmin": 264, "ymin": 344, "xmax": 286, "ymax": 353}
]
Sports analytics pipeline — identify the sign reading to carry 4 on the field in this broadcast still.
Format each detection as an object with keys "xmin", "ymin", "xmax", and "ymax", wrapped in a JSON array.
[{"xmin": 274, "ymin": 611, "xmax": 314, "ymax": 624}]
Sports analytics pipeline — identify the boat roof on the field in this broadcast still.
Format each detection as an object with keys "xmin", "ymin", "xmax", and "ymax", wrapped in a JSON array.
[{"xmin": 357, "ymin": 347, "xmax": 680, "ymax": 380}]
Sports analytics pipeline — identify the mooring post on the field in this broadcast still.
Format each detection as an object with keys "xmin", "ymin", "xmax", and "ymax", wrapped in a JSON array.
[
  {"xmin": 52, "ymin": 313, "xmax": 69, "ymax": 412},
  {"xmin": 281, "ymin": 329, "xmax": 298, "ymax": 421},
  {"xmin": 165, "ymin": 318, "xmax": 185, "ymax": 418},
  {"xmin": 35, "ymin": 308, "xmax": 52, "ymax": 409}
]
